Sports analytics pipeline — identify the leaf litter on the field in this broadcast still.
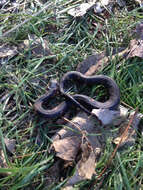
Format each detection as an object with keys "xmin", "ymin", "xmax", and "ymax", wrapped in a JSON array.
[
  {"xmin": 67, "ymin": 0, "xmax": 111, "ymax": 17},
  {"xmin": 4, "ymin": 137, "xmax": 16, "ymax": 154},
  {"xmin": 0, "ymin": 137, "xmax": 16, "ymax": 176},
  {"xmin": 52, "ymin": 105, "xmax": 143, "ymax": 188},
  {"xmin": 67, "ymin": 0, "xmax": 138, "ymax": 17},
  {"xmin": 53, "ymin": 136, "xmax": 81, "ymax": 161},
  {"xmin": 0, "ymin": 43, "xmax": 17, "ymax": 64},
  {"xmin": 19, "ymin": 34, "xmax": 52, "ymax": 58},
  {"xmin": 52, "ymin": 112, "xmax": 102, "ymax": 186},
  {"xmin": 127, "ymin": 21, "xmax": 143, "ymax": 58}
]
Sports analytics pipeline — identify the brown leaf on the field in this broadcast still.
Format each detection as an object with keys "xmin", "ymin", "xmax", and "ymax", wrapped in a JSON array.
[
  {"xmin": 76, "ymin": 48, "xmax": 128, "ymax": 76},
  {"xmin": 0, "ymin": 143, "xmax": 11, "ymax": 176},
  {"xmin": 77, "ymin": 142, "xmax": 95, "ymax": 179},
  {"xmin": 67, "ymin": 0, "xmax": 111, "ymax": 17},
  {"xmin": 18, "ymin": 34, "xmax": 52, "ymax": 58},
  {"xmin": 65, "ymin": 141, "xmax": 96, "ymax": 187},
  {"xmin": 113, "ymin": 111, "xmax": 143, "ymax": 148},
  {"xmin": 53, "ymin": 136, "xmax": 81, "ymax": 161},
  {"xmin": 127, "ymin": 21, "xmax": 143, "ymax": 59},
  {"xmin": 52, "ymin": 112, "xmax": 102, "ymax": 152},
  {"xmin": 4, "ymin": 138, "xmax": 16, "ymax": 154},
  {"xmin": 0, "ymin": 44, "xmax": 17, "ymax": 61},
  {"xmin": 0, "ymin": 148, "xmax": 7, "ymax": 168},
  {"xmin": 135, "ymin": 21, "xmax": 143, "ymax": 40},
  {"xmin": 76, "ymin": 53, "xmax": 105, "ymax": 74},
  {"xmin": 127, "ymin": 39, "xmax": 143, "ymax": 58}
]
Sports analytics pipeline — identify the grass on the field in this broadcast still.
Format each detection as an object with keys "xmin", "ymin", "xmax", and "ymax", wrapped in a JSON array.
[{"xmin": 0, "ymin": 0, "xmax": 143, "ymax": 189}]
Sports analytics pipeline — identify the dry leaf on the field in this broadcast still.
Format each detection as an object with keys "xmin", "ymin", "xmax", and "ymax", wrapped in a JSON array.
[
  {"xmin": 127, "ymin": 39, "xmax": 143, "ymax": 58},
  {"xmin": 76, "ymin": 48, "xmax": 128, "ymax": 76},
  {"xmin": 92, "ymin": 108, "xmax": 120, "ymax": 125},
  {"xmin": 135, "ymin": 21, "xmax": 143, "ymax": 40},
  {"xmin": 54, "ymin": 112, "xmax": 102, "ymax": 187},
  {"xmin": 52, "ymin": 112, "xmax": 102, "ymax": 151},
  {"xmin": 77, "ymin": 142, "xmax": 95, "ymax": 179},
  {"xmin": 4, "ymin": 138, "xmax": 16, "ymax": 154},
  {"xmin": 0, "ymin": 44, "xmax": 17, "ymax": 64},
  {"xmin": 53, "ymin": 136, "xmax": 81, "ymax": 161},
  {"xmin": 19, "ymin": 34, "xmax": 52, "ymax": 58},
  {"xmin": 113, "ymin": 112, "xmax": 143, "ymax": 148},
  {"xmin": 65, "ymin": 141, "xmax": 96, "ymax": 187},
  {"xmin": 76, "ymin": 53, "xmax": 105, "ymax": 74},
  {"xmin": 68, "ymin": 2, "xmax": 96, "ymax": 17},
  {"xmin": 67, "ymin": 0, "xmax": 111, "ymax": 17},
  {"xmin": 127, "ymin": 21, "xmax": 143, "ymax": 58},
  {"xmin": 0, "ymin": 148, "xmax": 7, "ymax": 169}
]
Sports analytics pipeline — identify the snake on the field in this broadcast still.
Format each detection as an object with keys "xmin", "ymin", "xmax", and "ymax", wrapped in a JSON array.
[{"xmin": 34, "ymin": 71, "xmax": 120, "ymax": 118}]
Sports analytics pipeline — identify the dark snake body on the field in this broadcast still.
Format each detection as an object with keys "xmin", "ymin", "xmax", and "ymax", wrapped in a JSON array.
[{"xmin": 34, "ymin": 71, "xmax": 120, "ymax": 118}]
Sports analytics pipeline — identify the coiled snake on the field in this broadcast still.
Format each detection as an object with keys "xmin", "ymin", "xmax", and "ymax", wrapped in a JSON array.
[{"xmin": 34, "ymin": 71, "xmax": 120, "ymax": 118}]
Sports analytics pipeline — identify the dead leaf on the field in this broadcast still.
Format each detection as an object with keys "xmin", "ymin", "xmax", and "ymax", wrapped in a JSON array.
[
  {"xmin": 127, "ymin": 21, "xmax": 143, "ymax": 59},
  {"xmin": 92, "ymin": 108, "xmax": 120, "ymax": 125},
  {"xmin": 0, "ymin": 148, "xmax": 7, "ymax": 169},
  {"xmin": 0, "ymin": 44, "xmax": 17, "ymax": 64},
  {"xmin": 127, "ymin": 39, "xmax": 143, "ymax": 58},
  {"xmin": 53, "ymin": 136, "xmax": 81, "ymax": 161},
  {"xmin": 18, "ymin": 34, "xmax": 52, "ymax": 58},
  {"xmin": 113, "ymin": 112, "xmax": 143, "ymax": 148},
  {"xmin": 76, "ymin": 52, "xmax": 105, "ymax": 74},
  {"xmin": 4, "ymin": 138, "xmax": 16, "ymax": 154},
  {"xmin": 76, "ymin": 48, "xmax": 128, "ymax": 76},
  {"xmin": 67, "ymin": 0, "xmax": 111, "ymax": 17},
  {"xmin": 77, "ymin": 141, "xmax": 95, "ymax": 179},
  {"xmin": 65, "ymin": 141, "xmax": 96, "ymax": 187},
  {"xmin": 53, "ymin": 112, "xmax": 102, "ymax": 187},
  {"xmin": 68, "ymin": 2, "xmax": 96, "ymax": 17},
  {"xmin": 52, "ymin": 112, "xmax": 102, "ymax": 152},
  {"xmin": 135, "ymin": 21, "xmax": 143, "ymax": 40},
  {"xmin": 0, "ymin": 44, "xmax": 17, "ymax": 58}
]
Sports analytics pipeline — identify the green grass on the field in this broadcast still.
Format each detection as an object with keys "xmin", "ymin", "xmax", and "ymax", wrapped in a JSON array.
[{"xmin": 0, "ymin": 0, "xmax": 143, "ymax": 189}]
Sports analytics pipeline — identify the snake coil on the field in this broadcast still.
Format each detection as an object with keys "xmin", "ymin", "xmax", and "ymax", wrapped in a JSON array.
[{"xmin": 34, "ymin": 71, "xmax": 120, "ymax": 118}]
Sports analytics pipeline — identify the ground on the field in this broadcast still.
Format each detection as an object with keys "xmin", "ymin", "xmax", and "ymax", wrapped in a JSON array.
[{"xmin": 0, "ymin": 0, "xmax": 143, "ymax": 190}]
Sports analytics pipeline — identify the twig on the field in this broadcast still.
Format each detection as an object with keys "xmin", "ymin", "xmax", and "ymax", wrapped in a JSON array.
[
  {"xmin": 91, "ymin": 108, "xmax": 138, "ymax": 189},
  {"xmin": 121, "ymin": 101, "xmax": 134, "ymax": 110},
  {"xmin": 14, "ymin": 149, "xmax": 47, "ymax": 159},
  {"xmin": 0, "ymin": 2, "xmax": 53, "ymax": 38}
]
